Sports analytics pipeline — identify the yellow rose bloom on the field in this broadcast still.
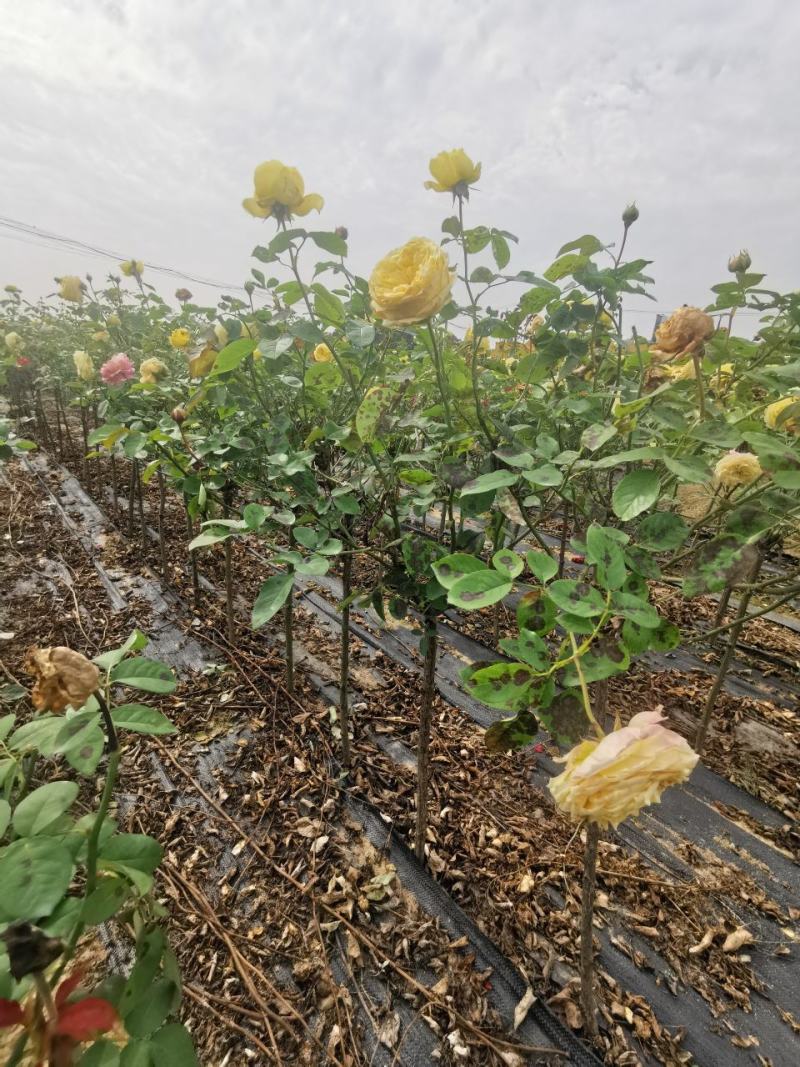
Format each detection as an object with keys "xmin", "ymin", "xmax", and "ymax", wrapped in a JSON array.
[
  {"xmin": 253, "ymin": 346, "xmax": 262, "ymax": 361},
  {"xmin": 107, "ymin": 312, "xmax": 121, "ymax": 327},
  {"xmin": 5, "ymin": 331, "xmax": 22, "ymax": 350},
  {"xmin": 714, "ymin": 450, "xmax": 763, "ymax": 488},
  {"xmin": 214, "ymin": 324, "xmax": 229, "ymax": 348},
  {"xmin": 650, "ymin": 306, "xmax": 715, "ymax": 363},
  {"xmin": 369, "ymin": 237, "xmax": 454, "ymax": 325},
  {"xmin": 170, "ymin": 327, "xmax": 192, "ymax": 349},
  {"xmin": 120, "ymin": 259, "xmax": 144, "ymax": 277},
  {"xmin": 92, "ymin": 330, "xmax": 110, "ymax": 343},
  {"xmin": 140, "ymin": 357, "xmax": 168, "ymax": 384},
  {"xmin": 242, "ymin": 160, "xmax": 324, "ymax": 220},
  {"xmin": 464, "ymin": 326, "xmax": 491, "ymax": 353},
  {"xmin": 549, "ymin": 710, "xmax": 698, "ymax": 828},
  {"xmin": 312, "ymin": 342, "xmax": 333, "ymax": 363},
  {"xmin": 424, "ymin": 149, "xmax": 482, "ymax": 194},
  {"xmin": 73, "ymin": 350, "xmax": 94, "ymax": 381},
  {"xmin": 58, "ymin": 275, "xmax": 84, "ymax": 302},
  {"xmin": 764, "ymin": 396, "xmax": 800, "ymax": 433}
]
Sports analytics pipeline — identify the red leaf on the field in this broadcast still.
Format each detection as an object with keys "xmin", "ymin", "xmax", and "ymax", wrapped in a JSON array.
[
  {"xmin": 55, "ymin": 970, "xmax": 84, "ymax": 1010},
  {"xmin": 54, "ymin": 998, "xmax": 118, "ymax": 1040},
  {"xmin": 0, "ymin": 998, "xmax": 24, "ymax": 1027}
]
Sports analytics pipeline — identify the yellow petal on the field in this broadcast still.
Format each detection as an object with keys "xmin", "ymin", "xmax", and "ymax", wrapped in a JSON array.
[
  {"xmin": 293, "ymin": 193, "xmax": 324, "ymax": 216},
  {"xmin": 242, "ymin": 197, "xmax": 272, "ymax": 218}
]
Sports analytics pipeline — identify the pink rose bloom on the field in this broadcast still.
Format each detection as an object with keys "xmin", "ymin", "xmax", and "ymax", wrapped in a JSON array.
[{"xmin": 100, "ymin": 352, "xmax": 135, "ymax": 385}]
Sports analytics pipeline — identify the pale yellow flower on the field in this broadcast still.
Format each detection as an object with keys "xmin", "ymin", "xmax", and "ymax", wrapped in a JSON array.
[
  {"xmin": 73, "ymin": 350, "xmax": 94, "ymax": 381},
  {"xmin": 369, "ymin": 237, "xmax": 454, "ymax": 325},
  {"xmin": 107, "ymin": 312, "xmax": 121, "ymax": 327},
  {"xmin": 764, "ymin": 396, "xmax": 800, "ymax": 433},
  {"xmin": 650, "ymin": 306, "xmax": 714, "ymax": 363},
  {"xmin": 5, "ymin": 331, "xmax": 22, "ymax": 349},
  {"xmin": 242, "ymin": 160, "xmax": 324, "ymax": 220},
  {"xmin": 312, "ymin": 342, "xmax": 333, "ymax": 363},
  {"xmin": 664, "ymin": 358, "xmax": 697, "ymax": 381},
  {"xmin": 170, "ymin": 327, "xmax": 192, "ymax": 349},
  {"xmin": 58, "ymin": 275, "xmax": 84, "ymax": 302},
  {"xmin": 549, "ymin": 710, "xmax": 698, "ymax": 828},
  {"xmin": 252, "ymin": 346, "xmax": 262, "ymax": 361},
  {"xmin": 140, "ymin": 357, "xmax": 168, "ymax": 384},
  {"xmin": 92, "ymin": 330, "xmax": 110, "ymax": 343},
  {"xmin": 424, "ymin": 149, "xmax": 482, "ymax": 194},
  {"xmin": 25, "ymin": 646, "xmax": 100, "ymax": 713},
  {"xmin": 213, "ymin": 324, "xmax": 229, "ymax": 348},
  {"xmin": 464, "ymin": 326, "xmax": 491, "ymax": 353},
  {"xmin": 714, "ymin": 450, "xmax": 763, "ymax": 488},
  {"xmin": 120, "ymin": 259, "xmax": 144, "ymax": 277}
]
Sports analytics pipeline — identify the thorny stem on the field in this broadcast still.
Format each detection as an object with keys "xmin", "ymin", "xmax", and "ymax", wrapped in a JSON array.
[
  {"xmin": 579, "ymin": 822, "xmax": 601, "ymax": 1041},
  {"xmin": 414, "ymin": 610, "xmax": 438, "ymax": 861},
  {"xmin": 339, "ymin": 532, "xmax": 353, "ymax": 769},
  {"xmin": 427, "ymin": 321, "xmax": 453, "ymax": 431}
]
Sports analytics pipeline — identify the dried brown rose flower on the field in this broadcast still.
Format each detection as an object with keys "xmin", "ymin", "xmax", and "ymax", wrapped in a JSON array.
[
  {"xmin": 650, "ymin": 306, "xmax": 715, "ymax": 363},
  {"xmin": 25, "ymin": 647, "xmax": 100, "ymax": 713}
]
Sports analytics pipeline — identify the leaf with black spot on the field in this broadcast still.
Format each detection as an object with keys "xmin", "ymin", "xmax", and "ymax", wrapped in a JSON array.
[
  {"xmin": 538, "ymin": 689, "xmax": 591, "ymax": 745},
  {"xmin": 464, "ymin": 661, "xmax": 535, "ymax": 712},
  {"xmin": 485, "ymin": 708, "xmax": 539, "ymax": 753},
  {"xmin": 516, "ymin": 588, "xmax": 558, "ymax": 635}
]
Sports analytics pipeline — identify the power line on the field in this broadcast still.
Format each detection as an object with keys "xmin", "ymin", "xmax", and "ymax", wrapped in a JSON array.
[{"xmin": 0, "ymin": 215, "xmax": 248, "ymax": 293}]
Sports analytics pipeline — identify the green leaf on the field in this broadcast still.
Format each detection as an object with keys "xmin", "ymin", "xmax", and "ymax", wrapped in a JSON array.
[
  {"xmin": 82, "ymin": 876, "xmax": 132, "ymax": 925},
  {"xmin": 0, "ymin": 838, "xmax": 74, "ymax": 921},
  {"xmin": 0, "ymin": 799, "xmax": 10, "ymax": 838},
  {"xmin": 8, "ymin": 715, "xmax": 63, "ymax": 756},
  {"xmin": 124, "ymin": 978, "xmax": 179, "ymax": 1039},
  {"xmin": 521, "ymin": 465, "xmax": 561, "ymax": 487},
  {"xmin": 516, "ymin": 588, "xmax": 557, "ymax": 635},
  {"xmin": 94, "ymin": 629, "xmax": 149, "ymax": 672},
  {"xmin": 243, "ymin": 503, "xmax": 267, "ymax": 529},
  {"xmin": 251, "ymin": 573, "xmax": 294, "ymax": 628},
  {"xmin": 581, "ymin": 423, "xmax": 617, "ymax": 452},
  {"xmin": 683, "ymin": 537, "xmax": 758, "ymax": 598},
  {"xmin": 612, "ymin": 470, "xmax": 660, "ymax": 521},
  {"xmin": 123, "ymin": 431, "xmax": 146, "ymax": 459},
  {"xmin": 663, "ymin": 455, "xmax": 712, "ymax": 483},
  {"xmin": 309, "ymin": 230, "xmax": 347, "ymax": 256},
  {"xmin": 465, "ymin": 661, "xmax": 536, "ymax": 711},
  {"xmin": 355, "ymin": 384, "xmax": 392, "ymax": 444},
  {"xmin": 520, "ymin": 286, "xmax": 557, "ymax": 316},
  {"xmin": 544, "ymin": 253, "xmax": 588, "ymax": 282},
  {"xmin": 485, "ymin": 708, "xmax": 539, "ymax": 752},
  {"xmin": 611, "ymin": 591, "xmax": 660, "ymax": 629},
  {"xmin": 636, "ymin": 512, "xmax": 689, "ymax": 552},
  {"xmin": 79, "ymin": 1038, "xmax": 122, "ymax": 1066},
  {"xmin": 492, "ymin": 549, "xmax": 523, "ymax": 579},
  {"xmin": 491, "ymin": 233, "xmax": 511, "ymax": 270},
  {"xmin": 498, "ymin": 629, "xmax": 548, "ymax": 670},
  {"xmin": 187, "ymin": 528, "xmax": 229, "ymax": 550},
  {"xmin": 110, "ymin": 659, "xmax": 176, "ymax": 694},
  {"xmin": 312, "ymin": 284, "xmax": 345, "ymax": 325},
  {"xmin": 432, "ymin": 553, "xmax": 487, "ymax": 590},
  {"xmin": 448, "ymin": 570, "xmax": 512, "ymax": 611},
  {"xmin": 557, "ymin": 234, "xmax": 604, "ymax": 257},
  {"xmin": 208, "ymin": 338, "xmax": 256, "ymax": 376},
  {"xmin": 13, "ymin": 781, "xmax": 79, "ymax": 836},
  {"xmin": 55, "ymin": 713, "xmax": 104, "ymax": 776},
  {"xmin": 99, "ymin": 833, "xmax": 163, "ymax": 894},
  {"xmin": 345, "ymin": 321, "xmax": 375, "ymax": 348},
  {"xmin": 548, "ymin": 579, "xmax": 606, "ymax": 618},
  {"xmin": 118, "ymin": 1040, "xmax": 153, "ymax": 1066},
  {"xmin": 149, "ymin": 1023, "xmax": 199, "ymax": 1066},
  {"xmin": 586, "ymin": 525, "xmax": 627, "ymax": 590},
  {"xmin": 526, "ymin": 551, "xmax": 558, "ymax": 584},
  {"xmin": 460, "ymin": 470, "xmax": 518, "ymax": 497},
  {"xmin": 561, "ymin": 634, "xmax": 630, "ymax": 685},
  {"xmin": 111, "ymin": 704, "xmax": 175, "ymax": 735}
]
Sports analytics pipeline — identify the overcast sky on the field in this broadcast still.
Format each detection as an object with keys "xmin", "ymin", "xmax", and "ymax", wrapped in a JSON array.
[{"xmin": 1, "ymin": 0, "xmax": 797, "ymax": 334}]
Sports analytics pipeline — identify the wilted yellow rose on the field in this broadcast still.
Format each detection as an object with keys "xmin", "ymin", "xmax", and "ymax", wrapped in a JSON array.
[
  {"xmin": 120, "ymin": 259, "xmax": 144, "ymax": 277},
  {"xmin": 424, "ymin": 149, "xmax": 482, "ymax": 194},
  {"xmin": 107, "ymin": 312, "xmax": 121, "ymax": 327},
  {"xmin": 25, "ymin": 646, "xmax": 100, "ymax": 713},
  {"xmin": 650, "ymin": 306, "xmax": 714, "ymax": 363},
  {"xmin": 5, "ymin": 331, "xmax": 22, "ymax": 350},
  {"xmin": 58, "ymin": 275, "xmax": 84, "ymax": 302},
  {"xmin": 73, "ymin": 350, "xmax": 94, "ymax": 381},
  {"xmin": 369, "ymin": 237, "xmax": 454, "ymax": 325},
  {"xmin": 312, "ymin": 342, "xmax": 333, "ymax": 363},
  {"xmin": 92, "ymin": 329, "xmax": 110, "ymax": 343},
  {"xmin": 140, "ymin": 357, "xmax": 168, "ymax": 384},
  {"xmin": 714, "ymin": 450, "xmax": 762, "ymax": 488},
  {"xmin": 764, "ymin": 396, "xmax": 800, "ymax": 433},
  {"xmin": 170, "ymin": 327, "xmax": 191, "ymax": 349},
  {"xmin": 189, "ymin": 344, "xmax": 218, "ymax": 378},
  {"xmin": 549, "ymin": 710, "xmax": 698, "ymax": 828},
  {"xmin": 242, "ymin": 160, "xmax": 324, "ymax": 220},
  {"xmin": 214, "ymin": 324, "xmax": 229, "ymax": 348}
]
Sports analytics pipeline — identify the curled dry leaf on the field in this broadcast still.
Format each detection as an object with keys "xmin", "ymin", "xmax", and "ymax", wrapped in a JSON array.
[
  {"xmin": 513, "ymin": 986, "xmax": 537, "ymax": 1031},
  {"xmin": 723, "ymin": 927, "xmax": 754, "ymax": 953},
  {"xmin": 688, "ymin": 929, "xmax": 716, "ymax": 955}
]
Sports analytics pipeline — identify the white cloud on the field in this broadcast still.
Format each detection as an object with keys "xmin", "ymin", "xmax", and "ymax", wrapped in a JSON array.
[{"xmin": 1, "ymin": 0, "xmax": 796, "ymax": 329}]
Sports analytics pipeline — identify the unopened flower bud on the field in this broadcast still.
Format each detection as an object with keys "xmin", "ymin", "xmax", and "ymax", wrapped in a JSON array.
[
  {"xmin": 244, "ymin": 280, "xmax": 255, "ymax": 294},
  {"xmin": 622, "ymin": 202, "xmax": 639, "ymax": 227},
  {"xmin": 175, "ymin": 287, "xmax": 192, "ymax": 303},
  {"xmin": 335, "ymin": 226, "xmax": 348, "ymax": 241},
  {"xmin": 728, "ymin": 249, "xmax": 751, "ymax": 274},
  {"xmin": 171, "ymin": 406, "xmax": 187, "ymax": 424}
]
